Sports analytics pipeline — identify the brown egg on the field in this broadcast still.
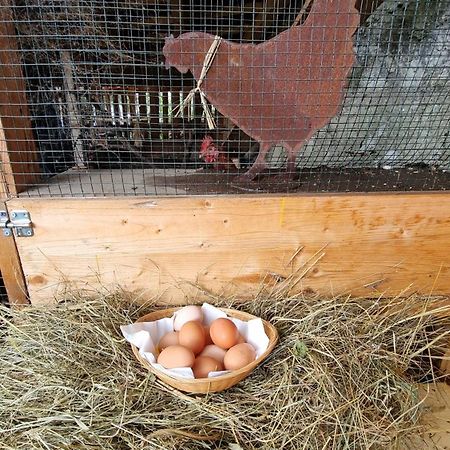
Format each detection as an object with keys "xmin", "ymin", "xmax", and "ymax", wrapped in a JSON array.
[
  {"xmin": 210, "ymin": 318, "xmax": 239, "ymax": 350},
  {"xmin": 204, "ymin": 325, "xmax": 214, "ymax": 345},
  {"xmin": 158, "ymin": 331, "xmax": 179, "ymax": 352},
  {"xmin": 157, "ymin": 345, "xmax": 195, "ymax": 369},
  {"xmin": 192, "ymin": 356, "xmax": 223, "ymax": 379},
  {"xmin": 224, "ymin": 343, "xmax": 256, "ymax": 371},
  {"xmin": 199, "ymin": 344, "xmax": 227, "ymax": 364},
  {"xmin": 179, "ymin": 321, "xmax": 206, "ymax": 355}
]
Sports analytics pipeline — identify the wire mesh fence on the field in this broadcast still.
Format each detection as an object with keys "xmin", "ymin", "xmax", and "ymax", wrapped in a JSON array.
[{"xmin": 0, "ymin": 0, "xmax": 449, "ymax": 197}]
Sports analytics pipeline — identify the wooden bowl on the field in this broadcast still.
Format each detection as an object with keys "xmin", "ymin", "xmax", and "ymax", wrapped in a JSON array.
[{"xmin": 131, "ymin": 307, "xmax": 278, "ymax": 394}]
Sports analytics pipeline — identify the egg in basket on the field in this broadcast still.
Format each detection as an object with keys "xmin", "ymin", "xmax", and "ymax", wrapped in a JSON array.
[{"xmin": 121, "ymin": 304, "xmax": 278, "ymax": 393}]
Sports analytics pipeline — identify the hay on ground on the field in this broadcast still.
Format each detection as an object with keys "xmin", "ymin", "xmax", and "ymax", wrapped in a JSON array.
[{"xmin": 0, "ymin": 290, "xmax": 449, "ymax": 449}]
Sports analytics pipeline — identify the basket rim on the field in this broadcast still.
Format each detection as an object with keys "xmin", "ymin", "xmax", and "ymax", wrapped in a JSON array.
[{"xmin": 131, "ymin": 306, "xmax": 278, "ymax": 384}]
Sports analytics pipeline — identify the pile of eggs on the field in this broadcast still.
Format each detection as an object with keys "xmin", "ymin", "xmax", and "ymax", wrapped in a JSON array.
[{"xmin": 157, "ymin": 305, "xmax": 257, "ymax": 379}]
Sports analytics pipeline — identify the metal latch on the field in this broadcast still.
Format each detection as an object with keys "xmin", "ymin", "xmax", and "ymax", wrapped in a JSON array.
[
  {"xmin": 0, "ymin": 210, "xmax": 9, "ymax": 236},
  {"xmin": 0, "ymin": 210, "xmax": 33, "ymax": 237}
]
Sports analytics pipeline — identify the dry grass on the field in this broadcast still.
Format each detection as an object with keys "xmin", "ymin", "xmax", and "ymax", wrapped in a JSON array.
[{"xmin": 0, "ymin": 289, "xmax": 449, "ymax": 450}]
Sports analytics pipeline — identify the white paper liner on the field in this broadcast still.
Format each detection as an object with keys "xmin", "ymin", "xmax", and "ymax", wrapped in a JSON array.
[{"xmin": 121, "ymin": 303, "xmax": 270, "ymax": 380}]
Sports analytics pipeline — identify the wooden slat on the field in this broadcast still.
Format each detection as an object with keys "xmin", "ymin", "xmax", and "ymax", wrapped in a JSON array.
[
  {"xmin": 0, "ymin": 117, "xmax": 14, "ymax": 199},
  {"xmin": 0, "ymin": 201, "xmax": 28, "ymax": 305},
  {"xmin": 7, "ymin": 193, "xmax": 450, "ymax": 306},
  {"xmin": 0, "ymin": 119, "xmax": 9, "ymax": 198},
  {"xmin": 0, "ymin": 171, "xmax": 7, "ymax": 199},
  {"xmin": 0, "ymin": 1, "xmax": 40, "ymax": 196}
]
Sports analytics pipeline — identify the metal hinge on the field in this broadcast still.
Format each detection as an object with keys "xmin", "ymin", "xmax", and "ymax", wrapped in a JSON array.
[{"xmin": 0, "ymin": 210, "xmax": 33, "ymax": 237}]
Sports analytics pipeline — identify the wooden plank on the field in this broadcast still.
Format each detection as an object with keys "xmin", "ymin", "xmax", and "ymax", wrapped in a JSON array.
[
  {"xmin": 0, "ymin": 201, "xmax": 28, "ymax": 305},
  {"xmin": 7, "ymin": 193, "xmax": 450, "ymax": 306},
  {"xmin": 0, "ymin": 170, "xmax": 7, "ymax": 199},
  {"xmin": 0, "ymin": 1, "xmax": 40, "ymax": 196},
  {"xmin": 0, "ymin": 120, "xmax": 8, "ymax": 198},
  {"xmin": 61, "ymin": 51, "xmax": 85, "ymax": 169},
  {"xmin": 0, "ymin": 116, "xmax": 14, "ymax": 199}
]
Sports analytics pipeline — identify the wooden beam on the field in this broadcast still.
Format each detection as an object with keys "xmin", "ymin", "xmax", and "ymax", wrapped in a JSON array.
[
  {"xmin": 0, "ymin": 119, "xmax": 9, "ymax": 198},
  {"xmin": 7, "ymin": 193, "xmax": 450, "ymax": 306},
  {"xmin": 0, "ymin": 1, "xmax": 40, "ymax": 196},
  {"xmin": 0, "ymin": 170, "xmax": 7, "ymax": 199},
  {"xmin": 0, "ymin": 201, "xmax": 28, "ymax": 305},
  {"xmin": 0, "ymin": 116, "xmax": 13, "ymax": 199},
  {"xmin": 61, "ymin": 51, "xmax": 85, "ymax": 168}
]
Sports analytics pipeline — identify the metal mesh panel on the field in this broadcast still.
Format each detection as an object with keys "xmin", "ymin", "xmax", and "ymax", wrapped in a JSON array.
[{"xmin": 0, "ymin": 0, "xmax": 449, "ymax": 197}]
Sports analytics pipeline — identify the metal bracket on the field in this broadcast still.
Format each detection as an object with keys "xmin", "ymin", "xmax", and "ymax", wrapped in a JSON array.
[
  {"xmin": 0, "ymin": 210, "xmax": 33, "ymax": 237},
  {"xmin": 0, "ymin": 210, "xmax": 10, "ymax": 237}
]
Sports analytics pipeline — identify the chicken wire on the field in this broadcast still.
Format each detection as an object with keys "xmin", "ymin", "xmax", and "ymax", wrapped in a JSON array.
[{"xmin": 0, "ymin": 0, "xmax": 449, "ymax": 197}]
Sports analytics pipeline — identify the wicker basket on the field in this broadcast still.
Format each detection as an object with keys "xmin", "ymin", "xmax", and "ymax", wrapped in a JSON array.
[{"xmin": 131, "ymin": 307, "xmax": 278, "ymax": 394}]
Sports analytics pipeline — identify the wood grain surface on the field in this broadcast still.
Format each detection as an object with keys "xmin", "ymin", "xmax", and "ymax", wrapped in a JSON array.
[
  {"xmin": 7, "ymin": 193, "xmax": 450, "ymax": 305},
  {"xmin": 0, "ymin": 2, "xmax": 40, "ymax": 196}
]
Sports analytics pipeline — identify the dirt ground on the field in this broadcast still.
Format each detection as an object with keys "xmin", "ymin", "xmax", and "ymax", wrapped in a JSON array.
[{"xmin": 156, "ymin": 166, "xmax": 450, "ymax": 195}]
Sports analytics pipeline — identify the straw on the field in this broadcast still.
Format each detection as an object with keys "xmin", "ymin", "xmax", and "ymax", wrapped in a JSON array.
[
  {"xmin": 172, "ymin": 35, "xmax": 222, "ymax": 129},
  {"xmin": 0, "ymin": 289, "xmax": 448, "ymax": 449}
]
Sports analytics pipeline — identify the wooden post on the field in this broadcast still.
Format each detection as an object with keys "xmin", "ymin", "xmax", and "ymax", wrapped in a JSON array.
[
  {"xmin": 0, "ymin": 200, "xmax": 29, "ymax": 305},
  {"xmin": 0, "ymin": 118, "xmax": 10, "ymax": 198},
  {"xmin": 61, "ymin": 51, "xmax": 86, "ymax": 168},
  {"xmin": 0, "ymin": 0, "xmax": 40, "ymax": 196}
]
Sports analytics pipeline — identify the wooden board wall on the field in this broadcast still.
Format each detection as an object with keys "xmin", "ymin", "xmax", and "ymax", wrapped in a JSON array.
[
  {"xmin": 7, "ymin": 193, "xmax": 450, "ymax": 305},
  {"xmin": 0, "ymin": 1, "xmax": 40, "ymax": 196}
]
